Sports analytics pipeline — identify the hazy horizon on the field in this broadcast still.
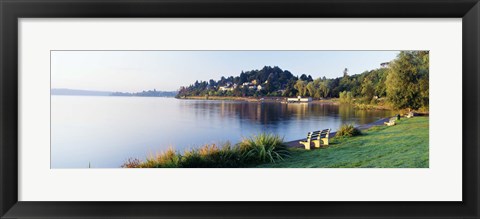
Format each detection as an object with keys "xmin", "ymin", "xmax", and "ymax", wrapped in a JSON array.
[
  {"xmin": 50, "ymin": 88, "xmax": 178, "ymax": 93},
  {"xmin": 51, "ymin": 51, "xmax": 399, "ymax": 93}
]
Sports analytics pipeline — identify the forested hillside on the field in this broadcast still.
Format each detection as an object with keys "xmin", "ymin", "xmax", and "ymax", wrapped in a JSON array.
[{"xmin": 177, "ymin": 51, "xmax": 429, "ymax": 110}]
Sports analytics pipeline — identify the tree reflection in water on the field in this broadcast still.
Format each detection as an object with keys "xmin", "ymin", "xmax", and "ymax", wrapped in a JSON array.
[{"xmin": 188, "ymin": 100, "xmax": 394, "ymax": 127}]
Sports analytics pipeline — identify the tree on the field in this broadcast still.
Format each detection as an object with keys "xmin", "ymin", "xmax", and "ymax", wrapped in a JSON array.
[
  {"xmin": 339, "ymin": 75, "xmax": 351, "ymax": 93},
  {"xmin": 373, "ymin": 68, "xmax": 388, "ymax": 97},
  {"xmin": 299, "ymin": 74, "xmax": 309, "ymax": 81},
  {"xmin": 304, "ymin": 78, "xmax": 330, "ymax": 99},
  {"xmin": 417, "ymin": 51, "xmax": 429, "ymax": 110},
  {"xmin": 319, "ymin": 79, "xmax": 330, "ymax": 98},
  {"xmin": 208, "ymin": 79, "xmax": 217, "ymax": 87},
  {"xmin": 386, "ymin": 51, "xmax": 429, "ymax": 110},
  {"xmin": 294, "ymin": 80, "xmax": 308, "ymax": 96},
  {"xmin": 361, "ymin": 77, "xmax": 375, "ymax": 101},
  {"xmin": 306, "ymin": 81, "xmax": 316, "ymax": 97},
  {"xmin": 283, "ymin": 78, "xmax": 298, "ymax": 97}
]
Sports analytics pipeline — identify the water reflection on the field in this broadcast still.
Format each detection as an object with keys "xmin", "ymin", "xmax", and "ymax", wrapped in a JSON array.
[{"xmin": 184, "ymin": 100, "xmax": 393, "ymax": 127}]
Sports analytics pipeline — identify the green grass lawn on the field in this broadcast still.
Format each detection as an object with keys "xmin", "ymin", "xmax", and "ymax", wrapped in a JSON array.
[{"xmin": 258, "ymin": 117, "xmax": 429, "ymax": 168}]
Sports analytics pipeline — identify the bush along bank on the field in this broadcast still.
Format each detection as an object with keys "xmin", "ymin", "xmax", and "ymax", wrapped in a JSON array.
[{"xmin": 122, "ymin": 133, "xmax": 290, "ymax": 168}]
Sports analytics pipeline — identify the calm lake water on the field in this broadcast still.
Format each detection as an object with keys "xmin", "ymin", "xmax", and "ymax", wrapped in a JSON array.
[{"xmin": 51, "ymin": 96, "xmax": 395, "ymax": 168}]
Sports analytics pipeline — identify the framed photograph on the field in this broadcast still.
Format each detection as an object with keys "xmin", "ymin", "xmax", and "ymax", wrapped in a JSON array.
[{"xmin": 1, "ymin": 0, "xmax": 479, "ymax": 218}]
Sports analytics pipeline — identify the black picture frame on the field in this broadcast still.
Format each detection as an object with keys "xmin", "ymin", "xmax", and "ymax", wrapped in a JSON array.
[{"xmin": 1, "ymin": 0, "xmax": 479, "ymax": 218}]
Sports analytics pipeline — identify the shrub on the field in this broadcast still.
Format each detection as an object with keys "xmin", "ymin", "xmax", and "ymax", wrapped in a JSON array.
[
  {"xmin": 122, "ymin": 133, "xmax": 291, "ymax": 168},
  {"xmin": 339, "ymin": 91, "xmax": 354, "ymax": 104},
  {"xmin": 211, "ymin": 143, "xmax": 244, "ymax": 167},
  {"xmin": 336, "ymin": 124, "xmax": 362, "ymax": 137},
  {"xmin": 238, "ymin": 133, "xmax": 290, "ymax": 164},
  {"xmin": 418, "ymin": 106, "xmax": 429, "ymax": 113},
  {"xmin": 180, "ymin": 149, "xmax": 206, "ymax": 167},
  {"xmin": 142, "ymin": 147, "xmax": 181, "ymax": 168},
  {"xmin": 180, "ymin": 143, "xmax": 244, "ymax": 168},
  {"xmin": 121, "ymin": 158, "xmax": 141, "ymax": 168},
  {"xmin": 354, "ymin": 104, "xmax": 375, "ymax": 110}
]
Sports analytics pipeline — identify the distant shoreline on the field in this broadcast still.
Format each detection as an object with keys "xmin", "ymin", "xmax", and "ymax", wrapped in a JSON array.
[
  {"xmin": 177, "ymin": 95, "xmax": 341, "ymax": 103},
  {"xmin": 177, "ymin": 95, "xmax": 260, "ymax": 102},
  {"xmin": 51, "ymin": 88, "xmax": 177, "ymax": 97},
  {"xmin": 52, "ymin": 94, "xmax": 176, "ymax": 98},
  {"xmin": 176, "ymin": 96, "xmax": 395, "ymax": 111}
]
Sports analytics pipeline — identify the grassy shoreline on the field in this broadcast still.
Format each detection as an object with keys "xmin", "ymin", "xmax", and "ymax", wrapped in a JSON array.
[
  {"xmin": 258, "ymin": 117, "xmax": 429, "ymax": 168},
  {"xmin": 123, "ymin": 116, "xmax": 428, "ymax": 168}
]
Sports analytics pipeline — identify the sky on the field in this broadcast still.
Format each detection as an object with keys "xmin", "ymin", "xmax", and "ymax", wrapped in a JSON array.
[{"xmin": 51, "ymin": 51, "xmax": 399, "ymax": 92}]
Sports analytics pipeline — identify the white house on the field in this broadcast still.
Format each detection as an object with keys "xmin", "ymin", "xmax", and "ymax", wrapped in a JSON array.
[{"xmin": 219, "ymin": 86, "xmax": 234, "ymax": 91}]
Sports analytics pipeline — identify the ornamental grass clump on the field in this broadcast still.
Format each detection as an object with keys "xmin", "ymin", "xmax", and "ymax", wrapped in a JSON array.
[
  {"xmin": 210, "ymin": 143, "xmax": 244, "ymax": 167},
  {"xmin": 142, "ymin": 147, "xmax": 181, "ymax": 168},
  {"xmin": 180, "ymin": 149, "xmax": 205, "ymax": 168},
  {"xmin": 121, "ymin": 133, "xmax": 290, "ymax": 168},
  {"xmin": 180, "ymin": 143, "xmax": 243, "ymax": 168},
  {"xmin": 238, "ymin": 133, "xmax": 290, "ymax": 164},
  {"xmin": 336, "ymin": 124, "xmax": 362, "ymax": 137},
  {"xmin": 121, "ymin": 158, "xmax": 141, "ymax": 168}
]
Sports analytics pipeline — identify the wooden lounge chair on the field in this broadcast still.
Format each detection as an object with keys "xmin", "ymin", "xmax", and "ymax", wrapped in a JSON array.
[
  {"xmin": 384, "ymin": 118, "xmax": 396, "ymax": 126},
  {"xmin": 312, "ymin": 129, "xmax": 331, "ymax": 148}
]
